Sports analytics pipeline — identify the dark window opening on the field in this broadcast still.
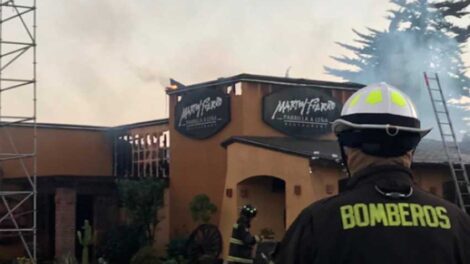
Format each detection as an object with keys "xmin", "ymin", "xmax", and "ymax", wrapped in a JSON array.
[{"xmin": 114, "ymin": 131, "xmax": 170, "ymax": 179}]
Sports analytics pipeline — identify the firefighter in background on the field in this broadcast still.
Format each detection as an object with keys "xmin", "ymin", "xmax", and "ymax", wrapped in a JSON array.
[
  {"xmin": 227, "ymin": 204, "xmax": 262, "ymax": 264},
  {"xmin": 274, "ymin": 83, "xmax": 470, "ymax": 263}
]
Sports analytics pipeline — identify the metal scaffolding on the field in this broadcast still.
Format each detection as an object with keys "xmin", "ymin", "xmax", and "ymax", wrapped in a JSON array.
[{"xmin": 0, "ymin": 0, "xmax": 37, "ymax": 261}]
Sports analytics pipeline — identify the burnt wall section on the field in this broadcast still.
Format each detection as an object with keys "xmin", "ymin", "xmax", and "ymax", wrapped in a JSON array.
[{"xmin": 114, "ymin": 124, "xmax": 170, "ymax": 179}]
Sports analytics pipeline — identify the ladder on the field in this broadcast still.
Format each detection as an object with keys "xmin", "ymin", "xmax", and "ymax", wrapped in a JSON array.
[{"xmin": 423, "ymin": 72, "xmax": 470, "ymax": 213}]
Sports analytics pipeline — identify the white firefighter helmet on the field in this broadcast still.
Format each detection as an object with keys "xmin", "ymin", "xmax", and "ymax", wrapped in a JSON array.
[
  {"xmin": 332, "ymin": 82, "xmax": 431, "ymax": 158},
  {"xmin": 333, "ymin": 82, "xmax": 431, "ymax": 137}
]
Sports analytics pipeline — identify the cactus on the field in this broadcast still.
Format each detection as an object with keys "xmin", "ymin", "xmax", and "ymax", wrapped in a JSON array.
[
  {"xmin": 16, "ymin": 257, "xmax": 33, "ymax": 264},
  {"xmin": 77, "ymin": 219, "xmax": 93, "ymax": 264}
]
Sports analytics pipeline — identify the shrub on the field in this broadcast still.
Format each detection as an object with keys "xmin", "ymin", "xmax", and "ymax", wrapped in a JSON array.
[
  {"xmin": 165, "ymin": 236, "xmax": 188, "ymax": 260},
  {"xmin": 259, "ymin": 228, "xmax": 275, "ymax": 240},
  {"xmin": 118, "ymin": 178, "xmax": 166, "ymax": 244},
  {"xmin": 161, "ymin": 256, "xmax": 188, "ymax": 264},
  {"xmin": 96, "ymin": 225, "xmax": 144, "ymax": 264},
  {"xmin": 189, "ymin": 194, "xmax": 217, "ymax": 224},
  {"xmin": 130, "ymin": 246, "xmax": 160, "ymax": 264},
  {"xmin": 15, "ymin": 257, "xmax": 33, "ymax": 264}
]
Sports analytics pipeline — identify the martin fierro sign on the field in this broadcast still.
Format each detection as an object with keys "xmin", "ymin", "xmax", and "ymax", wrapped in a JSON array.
[
  {"xmin": 175, "ymin": 88, "xmax": 231, "ymax": 139},
  {"xmin": 263, "ymin": 87, "xmax": 342, "ymax": 138}
]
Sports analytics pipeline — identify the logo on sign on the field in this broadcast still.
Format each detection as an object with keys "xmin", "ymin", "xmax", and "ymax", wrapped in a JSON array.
[
  {"xmin": 178, "ymin": 97, "xmax": 223, "ymax": 127},
  {"xmin": 175, "ymin": 88, "xmax": 230, "ymax": 139},
  {"xmin": 263, "ymin": 87, "xmax": 341, "ymax": 137}
]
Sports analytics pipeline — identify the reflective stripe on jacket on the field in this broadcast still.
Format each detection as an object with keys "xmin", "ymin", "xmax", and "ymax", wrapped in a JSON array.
[{"xmin": 228, "ymin": 220, "xmax": 259, "ymax": 264}]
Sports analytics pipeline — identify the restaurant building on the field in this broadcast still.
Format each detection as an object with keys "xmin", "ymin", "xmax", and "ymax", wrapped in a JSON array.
[
  {"xmin": 166, "ymin": 74, "xmax": 467, "ymax": 256},
  {"xmin": 0, "ymin": 74, "xmax": 468, "ymax": 261}
]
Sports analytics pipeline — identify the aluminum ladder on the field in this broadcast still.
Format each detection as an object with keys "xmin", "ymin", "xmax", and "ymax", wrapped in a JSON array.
[{"xmin": 423, "ymin": 72, "xmax": 470, "ymax": 213}]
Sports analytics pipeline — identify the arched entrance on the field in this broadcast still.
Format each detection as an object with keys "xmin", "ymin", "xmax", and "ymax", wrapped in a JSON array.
[{"xmin": 237, "ymin": 176, "xmax": 286, "ymax": 240}]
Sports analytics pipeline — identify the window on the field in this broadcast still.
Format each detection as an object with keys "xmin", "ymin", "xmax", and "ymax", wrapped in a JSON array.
[{"xmin": 115, "ymin": 131, "xmax": 169, "ymax": 178}]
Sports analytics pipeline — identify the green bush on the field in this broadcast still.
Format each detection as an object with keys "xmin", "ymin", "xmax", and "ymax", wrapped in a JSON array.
[
  {"xmin": 118, "ymin": 178, "xmax": 166, "ymax": 244},
  {"xmin": 189, "ymin": 194, "xmax": 217, "ymax": 224},
  {"xmin": 15, "ymin": 257, "xmax": 34, "ymax": 264},
  {"xmin": 259, "ymin": 228, "xmax": 275, "ymax": 240},
  {"xmin": 161, "ymin": 256, "xmax": 188, "ymax": 264},
  {"xmin": 165, "ymin": 236, "xmax": 188, "ymax": 260},
  {"xmin": 96, "ymin": 225, "xmax": 145, "ymax": 264},
  {"xmin": 130, "ymin": 246, "xmax": 160, "ymax": 264}
]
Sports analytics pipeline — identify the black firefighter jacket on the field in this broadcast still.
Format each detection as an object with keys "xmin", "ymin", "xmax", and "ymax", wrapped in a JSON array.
[
  {"xmin": 274, "ymin": 165, "xmax": 470, "ymax": 264},
  {"xmin": 228, "ymin": 218, "xmax": 259, "ymax": 264}
]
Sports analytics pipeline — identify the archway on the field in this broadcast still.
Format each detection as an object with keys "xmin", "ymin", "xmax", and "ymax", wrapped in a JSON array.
[{"xmin": 237, "ymin": 176, "xmax": 286, "ymax": 240}]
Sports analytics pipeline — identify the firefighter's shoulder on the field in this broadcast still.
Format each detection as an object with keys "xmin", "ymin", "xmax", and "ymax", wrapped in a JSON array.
[
  {"xmin": 414, "ymin": 186, "xmax": 470, "ymax": 222},
  {"xmin": 300, "ymin": 189, "xmax": 359, "ymax": 217},
  {"xmin": 298, "ymin": 194, "xmax": 341, "ymax": 216}
]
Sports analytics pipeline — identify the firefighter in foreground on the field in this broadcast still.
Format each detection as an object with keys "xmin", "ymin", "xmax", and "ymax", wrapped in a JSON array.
[
  {"xmin": 227, "ymin": 204, "xmax": 261, "ymax": 264},
  {"xmin": 274, "ymin": 83, "xmax": 470, "ymax": 263}
]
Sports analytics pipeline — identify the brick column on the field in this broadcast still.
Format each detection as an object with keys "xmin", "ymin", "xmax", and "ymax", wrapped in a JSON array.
[{"xmin": 55, "ymin": 188, "xmax": 76, "ymax": 258}]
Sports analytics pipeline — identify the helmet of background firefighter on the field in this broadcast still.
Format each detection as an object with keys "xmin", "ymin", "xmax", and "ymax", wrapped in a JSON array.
[
  {"xmin": 332, "ymin": 82, "xmax": 432, "ymax": 158},
  {"xmin": 240, "ymin": 204, "xmax": 257, "ymax": 219}
]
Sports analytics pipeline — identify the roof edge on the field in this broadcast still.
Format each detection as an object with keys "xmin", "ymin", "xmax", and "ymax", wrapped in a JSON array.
[
  {"xmin": 221, "ymin": 136, "xmax": 307, "ymax": 157},
  {"xmin": 167, "ymin": 73, "xmax": 365, "ymax": 95},
  {"xmin": 12, "ymin": 122, "xmax": 110, "ymax": 131},
  {"xmin": 112, "ymin": 118, "xmax": 169, "ymax": 130},
  {"xmin": 7, "ymin": 119, "xmax": 169, "ymax": 132}
]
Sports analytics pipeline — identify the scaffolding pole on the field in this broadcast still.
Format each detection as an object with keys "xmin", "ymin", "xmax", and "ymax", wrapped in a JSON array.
[{"xmin": 0, "ymin": 0, "xmax": 37, "ymax": 262}]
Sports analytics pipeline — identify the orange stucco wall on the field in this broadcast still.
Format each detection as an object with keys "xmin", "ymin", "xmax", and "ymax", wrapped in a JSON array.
[
  {"xmin": 218, "ymin": 143, "xmax": 341, "ymax": 258},
  {"xmin": 0, "ymin": 126, "xmax": 112, "ymax": 178}
]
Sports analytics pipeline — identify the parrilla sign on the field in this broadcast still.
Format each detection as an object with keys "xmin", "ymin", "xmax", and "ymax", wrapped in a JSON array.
[
  {"xmin": 175, "ymin": 88, "xmax": 230, "ymax": 139},
  {"xmin": 263, "ymin": 87, "xmax": 342, "ymax": 138}
]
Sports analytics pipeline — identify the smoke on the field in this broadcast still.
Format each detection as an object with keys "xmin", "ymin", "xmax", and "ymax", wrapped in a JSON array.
[
  {"xmin": 327, "ymin": 0, "xmax": 470, "ymax": 139},
  {"xmin": 126, "ymin": 62, "xmax": 169, "ymax": 87},
  {"xmin": 34, "ymin": 0, "xmax": 468, "ymax": 126}
]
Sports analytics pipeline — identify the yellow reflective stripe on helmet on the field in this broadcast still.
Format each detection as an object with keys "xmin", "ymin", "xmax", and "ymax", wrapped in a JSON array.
[
  {"xmin": 230, "ymin": 238, "xmax": 244, "ymax": 245},
  {"xmin": 349, "ymin": 93, "xmax": 362, "ymax": 107},
  {"xmin": 391, "ymin": 91, "xmax": 407, "ymax": 107},
  {"xmin": 233, "ymin": 224, "xmax": 239, "ymax": 229},
  {"xmin": 227, "ymin": 256, "xmax": 253, "ymax": 263},
  {"xmin": 366, "ymin": 89, "xmax": 383, "ymax": 105}
]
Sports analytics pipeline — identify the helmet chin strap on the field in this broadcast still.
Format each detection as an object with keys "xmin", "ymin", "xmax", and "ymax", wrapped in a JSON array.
[{"xmin": 338, "ymin": 142, "xmax": 352, "ymax": 178}]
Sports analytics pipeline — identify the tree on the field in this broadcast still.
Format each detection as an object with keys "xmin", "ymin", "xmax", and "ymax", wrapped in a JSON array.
[
  {"xmin": 433, "ymin": 0, "xmax": 470, "ymax": 43},
  {"xmin": 118, "ymin": 178, "xmax": 167, "ymax": 245},
  {"xmin": 189, "ymin": 194, "xmax": 217, "ymax": 224},
  {"xmin": 325, "ymin": 0, "xmax": 470, "ymax": 137}
]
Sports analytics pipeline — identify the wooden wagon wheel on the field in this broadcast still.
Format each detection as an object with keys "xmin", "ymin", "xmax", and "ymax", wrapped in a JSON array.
[{"xmin": 185, "ymin": 224, "xmax": 222, "ymax": 263}]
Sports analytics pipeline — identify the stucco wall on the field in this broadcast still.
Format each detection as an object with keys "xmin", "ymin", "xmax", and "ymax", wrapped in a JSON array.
[
  {"xmin": 0, "ymin": 126, "xmax": 113, "ymax": 178},
  {"xmin": 219, "ymin": 143, "xmax": 313, "ymax": 258}
]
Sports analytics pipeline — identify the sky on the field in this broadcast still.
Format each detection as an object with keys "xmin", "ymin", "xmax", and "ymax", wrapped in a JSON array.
[{"xmin": 9, "ymin": 0, "xmax": 470, "ymax": 126}]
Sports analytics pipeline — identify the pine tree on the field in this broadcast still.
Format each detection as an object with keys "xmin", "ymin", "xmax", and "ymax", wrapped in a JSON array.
[
  {"xmin": 325, "ymin": 0, "xmax": 470, "ymax": 137},
  {"xmin": 433, "ymin": 0, "xmax": 469, "ymax": 43}
]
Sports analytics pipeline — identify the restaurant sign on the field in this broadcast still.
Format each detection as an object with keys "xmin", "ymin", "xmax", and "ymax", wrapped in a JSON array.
[
  {"xmin": 175, "ymin": 88, "xmax": 230, "ymax": 139},
  {"xmin": 263, "ymin": 87, "xmax": 342, "ymax": 138}
]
